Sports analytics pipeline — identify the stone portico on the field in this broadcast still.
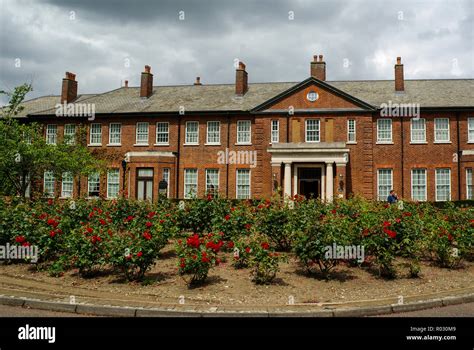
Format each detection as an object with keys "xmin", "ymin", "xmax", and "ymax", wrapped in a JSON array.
[{"xmin": 268, "ymin": 142, "xmax": 349, "ymax": 201}]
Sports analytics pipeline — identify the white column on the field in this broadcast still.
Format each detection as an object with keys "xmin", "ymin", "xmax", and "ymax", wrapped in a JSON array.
[
  {"xmin": 284, "ymin": 162, "xmax": 292, "ymax": 198},
  {"xmin": 326, "ymin": 162, "xmax": 333, "ymax": 202}
]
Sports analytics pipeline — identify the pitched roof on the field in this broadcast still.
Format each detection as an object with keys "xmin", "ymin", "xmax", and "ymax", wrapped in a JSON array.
[{"xmin": 15, "ymin": 79, "xmax": 474, "ymax": 117}]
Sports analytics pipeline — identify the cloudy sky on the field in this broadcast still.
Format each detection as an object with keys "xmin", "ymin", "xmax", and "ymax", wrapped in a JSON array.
[{"xmin": 0, "ymin": 0, "xmax": 472, "ymax": 104}]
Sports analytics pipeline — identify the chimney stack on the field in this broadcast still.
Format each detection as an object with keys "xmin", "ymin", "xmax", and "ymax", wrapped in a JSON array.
[
  {"xmin": 394, "ymin": 57, "xmax": 404, "ymax": 92},
  {"xmin": 124, "ymin": 80, "xmax": 129, "ymax": 88},
  {"xmin": 140, "ymin": 65, "xmax": 153, "ymax": 98},
  {"xmin": 310, "ymin": 55, "xmax": 326, "ymax": 81},
  {"xmin": 61, "ymin": 72, "xmax": 78, "ymax": 104},
  {"xmin": 194, "ymin": 77, "xmax": 202, "ymax": 85},
  {"xmin": 235, "ymin": 61, "xmax": 248, "ymax": 96}
]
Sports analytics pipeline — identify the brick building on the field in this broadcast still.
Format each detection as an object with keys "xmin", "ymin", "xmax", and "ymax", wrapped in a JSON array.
[{"xmin": 16, "ymin": 56, "xmax": 474, "ymax": 202}]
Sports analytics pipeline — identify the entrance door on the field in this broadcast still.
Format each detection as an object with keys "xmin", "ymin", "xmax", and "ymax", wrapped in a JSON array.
[
  {"xmin": 136, "ymin": 168, "xmax": 154, "ymax": 201},
  {"xmin": 298, "ymin": 167, "xmax": 321, "ymax": 199}
]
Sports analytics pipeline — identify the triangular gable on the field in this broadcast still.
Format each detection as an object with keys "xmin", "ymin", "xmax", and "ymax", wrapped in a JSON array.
[{"xmin": 251, "ymin": 77, "xmax": 376, "ymax": 112}]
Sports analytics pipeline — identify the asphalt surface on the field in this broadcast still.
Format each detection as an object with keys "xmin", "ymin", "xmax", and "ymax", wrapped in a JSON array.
[{"xmin": 0, "ymin": 302, "xmax": 473, "ymax": 317}]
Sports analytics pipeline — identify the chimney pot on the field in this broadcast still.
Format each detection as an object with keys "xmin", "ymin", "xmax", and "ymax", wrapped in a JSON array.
[
  {"xmin": 394, "ymin": 57, "xmax": 404, "ymax": 92},
  {"xmin": 140, "ymin": 65, "xmax": 153, "ymax": 98},
  {"xmin": 310, "ymin": 54, "xmax": 326, "ymax": 81},
  {"xmin": 61, "ymin": 71, "xmax": 78, "ymax": 104},
  {"xmin": 235, "ymin": 61, "xmax": 248, "ymax": 96},
  {"xmin": 124, "ymin": 80, "xmax": 129, "ymax": 88},
  {"xmin": 194, "ymin": 77, "xmax": 202, "ymax": 85}
]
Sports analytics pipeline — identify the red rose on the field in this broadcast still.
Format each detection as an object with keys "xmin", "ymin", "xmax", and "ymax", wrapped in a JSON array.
[
  {"xmin": 22, "ymin": 242, "xmax": 31, "ymax": 247},
  {"xmin": 47, "ymin": 199, "xmax": 53, "ymax": 206},
  {"xmin": 180, "ymin": 263, "xmax": 186, "ymax": 268},
  {"xmin": 395, "ymin": 218, "xmax": 401, "ymax": 223},
  {"xmin": 227, "ymin": 241, "xmax": 234, "ymax": 249},
  {"xmin": 382, "ymin": 221, "xmax": 391, "ymax": 227},
  {"xmin": 137, "ymin": 251, "xmax": 143, "ymax": 258},
  {"xmin": 86, "ymin": 227, "xmax": 93, "ymax": 234},
  {"xmin": 47, "ymin": 219, "xmax": 59, "ymax": 228},
  {"xmin": 403, "ymin": 212, "xmax": 412, "ymax": 217},
  {"xmin": 331, "ymin": 209, "xmax": 337, "ymax": 214},
  {"xmin": 142, "ymin": 231, "xmax": 152, "ymax": 240},
  {"xmin": 99, "ymin": 219, "xmax": 106, "ymax": 225},
  {"xmin": 49, "ymin": 231, "xmax": 56, "ymax": 238},
  {"xmin": 145, "ymin": 221, "xmax": 153, "ymax": 228},
  {"xmin": 383, "ymin": 228, "xmax": 397, "ymax": 239},
  {"xmin": 447, "ymin": 234, "xmax": 453, "ymax": 241},
  {"xmin": 245, "ymin": 247, "xmax": 251, "ymax": 254},
  {"xmin": 201, "ymin": 256, "xmax": 210, "ymax": 263},
  {"xmin": 245, "ymin": 223, "xmax": 252, "ymax": 230},
  {"xmin": 230, "ymin": 207, "xmax": 235, "ymax": 212},
  {"xmin": 159, "ymin": 219, "xmax": 165, "ymax": 224},
  {"xmin": 147, "ymin": 212, "xmax": 156, "ymax": 219},
  {"xmin": 224, "ymin": 214, "xmax": 231, "ymax": 221},
  {"xmin": 15, "ymin": 236, "xmax": 26, "ymax": 243},
  {"xmin": 261, "ymin": 242, "xmax": 270, "ymax": 250},
  {"xmin": 192, "ymin": 255, "xmax": 197, "ymax": 260}
]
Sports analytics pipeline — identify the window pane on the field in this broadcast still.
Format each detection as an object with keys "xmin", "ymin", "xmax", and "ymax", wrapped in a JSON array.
[
  {"xmin": 162, "ymin": 168, "xmax": 170, "ymax": 197},
  {"xmin": 377, "ymin": 169, "xmax": 392, "ymax": 201},
  {"xmin": 411, "ymin": 118, "xmax": 426, "ymax": 142},
  {"xmin": 61, "ymin": 172, "xmax": 73, "ymax": 198},
  {"xmin": 44, "ymin": 171, "xmax": 55, "ymax": 197},
  {"xmin": 88, "ymin": 172, "xmax": 100, "ymax": 197},
  {"xmin": 469, "ymin": 118, "xmax": 474, "ymax": 142},
  {"xmin": 206, "ymin": 169, "xmax": 219, "ymax": 194},
  {"xmin": 184, "ymin": 169, "xmax": 198, "ymax": 198},
  {"xmin": 237, "ymin": 120, "xmax": 251, "ymax": 144},
  {"xmin": 377, "ymin": 119, "xmax": 392, "ymax": 142},
  {"xmin": 64, "ymin": 124, "xmax": 76, "ymax": 145},
  {"xmin": 271, "ymin": 120, "xmax": 279, "ymax": 143},
  {"xmin": 467, "ymin": 168, "xmax": 473, "ymax": 200},
  {"xmin": 347, "ymin": 120, "xmax": 356, "ymax": 142},
  {"xmin": 436, "ymin": 169, "xmax": 451, "ymax": 201},
  {"xmin": 207, "ymin": 121, "xmax": 220, "ymax": 144},
  {"xmin": 138, "ymin": 169, "xmax": 153, "ymax": 177},
  {"xmin": 236, "ymin": 169, "xmax": 250, "ymax": 199},
  {"xmin": 107, "ymin": 169, "xmax": 120, "ymax": 199},
  {"xmin": 46, "ymin": 125, "xmax": 57, "ymax": 145},
  {"xmin": 109, "ymin": 123, "xmax": 121, "ymax": 144},
  {"xmin": 90, "ymin": 124, "xmax": 102, "ymax": 144},
  {"xmin": 434, "ymin": 118, "xmax": 449, "ymax": 142},
  {"xmin": 411, "ymin": 169, "xmax": 426, "ymax": 201},
  {"xmin": 306, "ymin": 120, "xmax": 320, "ymax": 142},
  {"xmin": 136, "ymin": 122, "xmax": 149, "ymax": 144},
  {"xmin": 185, "ymin": 122, "xmax": 199, "ymax": 144},
  {"xmin": 156, "ymin": 122, "xmax": 169, "ymax": 144}
]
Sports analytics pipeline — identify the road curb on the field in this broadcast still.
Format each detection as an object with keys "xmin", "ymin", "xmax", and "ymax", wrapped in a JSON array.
[{"xmin": 0, "ymin": 293, "xmax": 472, "ymax": 317}]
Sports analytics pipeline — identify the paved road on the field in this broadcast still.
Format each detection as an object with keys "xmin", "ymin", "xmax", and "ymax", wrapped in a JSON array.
[{"xmin": 0, "ymin": 302, "xmax": 473, "ymax": 317}]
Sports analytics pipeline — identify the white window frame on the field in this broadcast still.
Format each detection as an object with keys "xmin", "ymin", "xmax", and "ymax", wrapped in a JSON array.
[
  {"xmin": 155, "ymin": 122, "xmax": 169, "ymax": 145},
  {"xmin": 162, "ymin": 168, "xmax": 170, "ymax": 198},
  {"xmin": 61, "ymin": 172, "xmax": 73, "ymax": 198},
  {"xmin": 347, "ymin": 119, "xmax": 356, "ymax": 143},
  {"xmin": 435, "ymin": 168, "xmax": 451, "ymax": 202},
  {"xmin": 64, "ymin": 124, "xmax": 76, "ymax": 145},
  {"xmin": 236, "ymin": 169, "xmax": 251, "ymax": 199},
  {"xmin": 135, "ymin": 122, "xmax": 149, "ymax": 145},
  {"xmin": 271, "ymin": 120, "xmax": 279, "ymax": 143},
  {"xmin": 88, "ymin": 172, "xmax": 100, "ymax": 198},
  {"xmin": 206, "ymin": 121, "xmax": 221, "ymax": 145},
  {"xmin": 89, "ymin": 123, "xmax": 102, "ymax": 145},
  {"xmin": 184, "ymin": 169, "xmax": 198, "ymax": 198},
  {"xmin": 411, "ymin": 169, "xmax": 427, "ymax": 202},
  {"xmin": 185, "ymin": 121, "xmax": 199, "ymax": 145},
  {"xmin": 205, "ymin": 169, "xmax": 219, "ymax": 194},
  {"xmin": 237, "ymin": 120, "xmax": 251, "ymax": 144},
  {"xmin": 434, "ymin": 118, "xmax": 450, "ymax": 143},
  {"xmin": 468, "ymin": 118, "xmax": 474, "ymax": 143},
  {"xmin": 377, "ymin": 169, "xmax": 393, "ymax": 201},
  {"xmin": 467, "ymin": 168, "xmax": 473, "ymax": 200},
  {"xmin": 43, "ymin": 171, "xmax": 55, "ymax": 197},
  {"xmin": 410, "ymin": 118, "xmax": 426, "ymax": 143},
  {"xmin": 107, "ymin": 169, "xmax": 120, "ymax": 199},
  {"xmin": 377, "ymin": 119, "xmax": 392, "ymax": 143},
  {"xmin": 305, "ymin": 119, "xmax": 320, "ymax": 143},
  {"xmin": 108, "ymin": 123, "xmax": 122, "ymax": 145},
  {"xmin": 46, "ymin": 125, "xmax": 57, "ymax": 145}
]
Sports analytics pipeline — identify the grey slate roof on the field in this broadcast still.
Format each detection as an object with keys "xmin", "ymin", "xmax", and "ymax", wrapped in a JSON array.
[{"xmin": 16, "ymin": 79, "xmax": 474, "ymax": 117}]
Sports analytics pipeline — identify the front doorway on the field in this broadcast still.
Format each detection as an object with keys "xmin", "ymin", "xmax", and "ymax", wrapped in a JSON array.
[
  {"xmin": 298, "ymin": 167, "xmax": 321, "ymax": 199},
  {"xmin": 136, "ymin": 168, "xmax": 154, "ymax": 201}
]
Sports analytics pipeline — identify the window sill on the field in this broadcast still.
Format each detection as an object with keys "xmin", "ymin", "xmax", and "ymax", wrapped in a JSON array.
[
  {"xmin": 305, "ymin": 141, "xmax": 321, "ymax": 143},
  {"xmin": 376, "ymin": 142, "xmax": 394, "ymax": 145},
  {"xmin": 107, "ymin": 143, "xmax": 122, "ymax": 147},
  {"xmin": 346, "ymin": 141, "xmax": 357, "ymax": 145},
  {"xmin": 154, "ymin": 143, "xmax": 170, "ymax": 146},
  {"xmin": 409, "ymin": 142, "xmax": 428, "ymax": 145},
  {"xmin": 205, "ymin": 143, "xmax": 221, "ymax": 146},
  {"xmin": 133, "ymin": 144, "xmax": 149, "ymax": 147},
  {"xmin": 467, "ymin": 141, "xmax": 474, "ymax": 144},
  {"xmin": 235, "ymin": 142, "xmax": 252, "ymax": 146},
  {"xmin": 434, "ymin": 141, "xmax": 452, "ymax": 144}
]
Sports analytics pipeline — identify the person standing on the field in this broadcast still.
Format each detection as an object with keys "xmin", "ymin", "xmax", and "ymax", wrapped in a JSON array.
[{"xmin": 387, "ymin": 190, "xmax": 398, "ymax": 204}]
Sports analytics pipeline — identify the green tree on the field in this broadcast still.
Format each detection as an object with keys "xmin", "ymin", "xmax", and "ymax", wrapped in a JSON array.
[{"xmin": 0, "ymin": 84, "xmax": 102, "ymax": 200}]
